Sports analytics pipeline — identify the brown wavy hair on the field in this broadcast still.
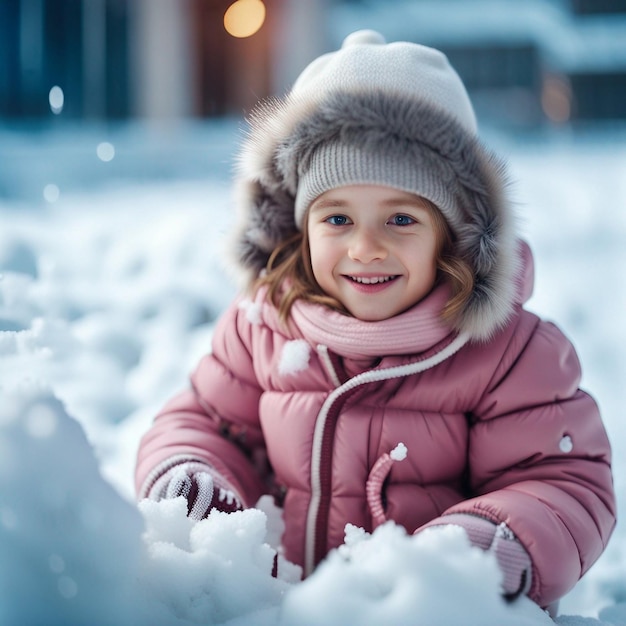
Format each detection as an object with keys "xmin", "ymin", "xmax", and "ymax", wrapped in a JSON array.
[{"xmin": 253, "ymin": 199, "xmax": 474, "ymax": 325}]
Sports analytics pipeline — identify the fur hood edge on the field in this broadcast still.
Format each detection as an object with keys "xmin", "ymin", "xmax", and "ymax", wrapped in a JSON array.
[{"xmin": 228, "ymin": 90, "xmax": 521, "ymax": 342}]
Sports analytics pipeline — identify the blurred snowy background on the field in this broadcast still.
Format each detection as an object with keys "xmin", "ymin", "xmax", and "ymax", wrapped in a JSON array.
[{"xmin": 1, "ymin": 1, "xmax": 625, "ymax": 624}]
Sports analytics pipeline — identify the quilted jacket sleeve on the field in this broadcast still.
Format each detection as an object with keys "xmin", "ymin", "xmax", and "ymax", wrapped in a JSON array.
[
  {"xmin": 440, "ymin": 312, "xmax": 616, "ymax": 606},
  {"xmin": 135, "ymin": 300, "xmax": 268, "ymax": 507}
]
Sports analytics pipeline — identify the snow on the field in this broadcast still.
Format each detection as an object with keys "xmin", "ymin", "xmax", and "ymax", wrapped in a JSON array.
[
  {"xmin": 389, "ymin": 442, "xmax": 407, "ymax": 462},
  {"xmin": 279, "ymin": 339, "xmax": 311, "ymax": 376},
  {"xmin": 0, "ymin": 384, "xmax": 143, "ymax": 626},
  {"xmin": 282, "ymin": 523, "xmax": 549, "ymax": 626},
  {"xmin": 1, "ymin": 125, "xmax": 626, "ymax": 625},
  {"xmin": 559, "ymin": 435, "xmax": 574, "ymax": 453},
  {"xmin": 137, "ymin": 497, "xmax": 299, "ymax": 625},
  {"xmin": 238, "ymin": 299, "xmax": 263, "ymax": 325}
]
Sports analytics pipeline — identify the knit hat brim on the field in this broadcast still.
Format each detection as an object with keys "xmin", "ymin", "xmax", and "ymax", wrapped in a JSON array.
[{"xmin": 293, "ymin": 140, "xmax": 458, "ymax": 228}]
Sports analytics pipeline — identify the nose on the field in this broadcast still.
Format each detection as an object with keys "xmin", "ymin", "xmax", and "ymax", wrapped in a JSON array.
[{"xmin": 348, "ymin": 226, "xmax": 387, "ymax": 263}]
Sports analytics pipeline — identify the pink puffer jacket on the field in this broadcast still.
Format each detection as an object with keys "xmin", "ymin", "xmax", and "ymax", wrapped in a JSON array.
[{"xmin": 136, "ymin": 244, "xmax": 615, "ymax": 608}]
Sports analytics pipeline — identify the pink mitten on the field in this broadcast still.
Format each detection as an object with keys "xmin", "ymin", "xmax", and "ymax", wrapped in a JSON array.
[
  {"xmin": 149, "ymin": 461, "xmax": 244, "ymax": 520},
  {"xmin": 419, "ymin": 513, "xmax": 532, "ymax": 600}
]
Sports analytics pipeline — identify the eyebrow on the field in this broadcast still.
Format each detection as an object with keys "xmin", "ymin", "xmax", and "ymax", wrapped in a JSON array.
[
  {"xmin": 310, "ymin": 197, "xmax": 430, "ymax": 212},
  {"xmin": 309, "ymin": 199, "xmax": 348, "ymax": 212},
  {"xmin": 382, "ymin": 198, "xmax": 430, "ymax": 210}
]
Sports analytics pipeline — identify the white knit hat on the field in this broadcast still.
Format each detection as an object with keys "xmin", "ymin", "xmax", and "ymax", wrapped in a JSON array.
[{"xmin": 289, "ymin": 30, "xmax": 478, "ymax": 223}]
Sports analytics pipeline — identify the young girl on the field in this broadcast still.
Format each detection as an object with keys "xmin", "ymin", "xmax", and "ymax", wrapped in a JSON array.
[{"xmin": 135, "ymin": 30, "xmax": 616, "ymax": 612}]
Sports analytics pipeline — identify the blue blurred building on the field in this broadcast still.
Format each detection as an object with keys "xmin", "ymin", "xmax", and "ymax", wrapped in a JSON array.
[
  {"xmin": 0, "ymin": 0, "xmax": 131, "ymax": 119},
  {"xmin": 0, "ymin": 0, "xmax": 625, "ymax": 128},
  {"xmin": 333, "ymin": 0, "xmax": 626, "ymax": 128},
  {"xmin": 0, "ymin": 0, "xmax": 303, "ymax": 123}
]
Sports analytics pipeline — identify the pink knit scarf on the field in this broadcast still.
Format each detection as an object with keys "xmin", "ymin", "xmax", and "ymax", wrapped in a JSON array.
[{"xmin": 288, "ymin": 284, "xmax": 453, "ymax": 359}]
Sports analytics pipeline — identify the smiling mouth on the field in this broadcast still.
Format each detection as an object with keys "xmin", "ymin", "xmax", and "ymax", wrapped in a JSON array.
[{"xmin": 347, "ymin": 275, "xmax": 399, "ymax": 284}]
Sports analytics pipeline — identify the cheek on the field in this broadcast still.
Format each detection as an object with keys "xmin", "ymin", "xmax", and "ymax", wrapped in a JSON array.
[
  {"xmin": 308, "ymin": 237, "xmax": 332, "ymax": 281},
  {"xmin": 423, "ymin": 231, "xmax": 440, "ymax": 267},
  {"xmin": 409, "ymin": 240, "xmax": 438, "ymax": 280},
  {"xmin": 428, "ymin": 244, "xmax": 439, "ymax": 270}
]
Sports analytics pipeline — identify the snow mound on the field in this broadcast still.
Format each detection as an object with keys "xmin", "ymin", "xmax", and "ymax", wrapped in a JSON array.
[
  {"xmin": 0, "ymin": 382, "xmax": 297, "ymax": 626},
  {"xmin": 281, "ymin": 522, "xmax": 554, "ymax": 626},
  {"xmin": 0, "ymin": 384, "xmax": 144, "ymax": 626},
  {"xmin": 138, "ymin": 497, "xmax": 300, "ymax": 625}
]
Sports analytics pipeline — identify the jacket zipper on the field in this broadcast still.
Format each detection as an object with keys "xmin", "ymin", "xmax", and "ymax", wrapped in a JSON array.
[{"xmin": 304, "ymin": 331, "xmax": 470, "ymax": 575}]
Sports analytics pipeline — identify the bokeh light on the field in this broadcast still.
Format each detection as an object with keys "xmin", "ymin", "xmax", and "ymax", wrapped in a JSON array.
[
  {"xmin": 43, "ymin": 184, "xmax": 61, "ymax": 203},
  {"xmin": 223, "ymin": 0, "xmax": 266, "ymax": 38},
  {"xmin": 49, "ymin": 86, "xmax": 64, "ymax": 115},
  {"xmin": 542, "ymin": 75, "xmax": 572, "ymax": 124},
  {"xmin": 96, "ymin": 142, "xmax": 115, "ymax": 162}
]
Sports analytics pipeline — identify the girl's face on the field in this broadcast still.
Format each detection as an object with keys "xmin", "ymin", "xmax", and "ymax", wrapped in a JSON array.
[{"xmin": 307, "ymin": 185, "xmax": 440, "ymax": 321}]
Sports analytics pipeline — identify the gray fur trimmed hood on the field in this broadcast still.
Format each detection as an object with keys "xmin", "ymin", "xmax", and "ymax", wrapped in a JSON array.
[{"xmin": 231, "ymin": 87, "xmax": 521, "ymax": 342}]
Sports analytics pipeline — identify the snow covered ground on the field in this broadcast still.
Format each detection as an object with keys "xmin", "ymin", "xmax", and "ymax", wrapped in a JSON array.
[{"xmin": 0, "ymin": 123, "xmax": 625, "ymax": 625}]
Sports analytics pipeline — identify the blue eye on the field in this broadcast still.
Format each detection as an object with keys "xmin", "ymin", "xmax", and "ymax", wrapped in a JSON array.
[
  {"xmin": 327, "ymin": 215, "xmax": 349, "ymax": 226},
  {"xmin": 392, "ymin": 214, "xmax": 415, "ymax": 226}
]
